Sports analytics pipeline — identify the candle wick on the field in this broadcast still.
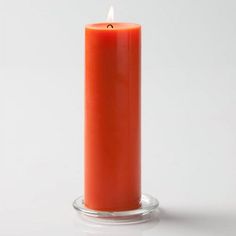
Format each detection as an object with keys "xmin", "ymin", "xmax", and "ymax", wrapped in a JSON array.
[{"xmin": 107, "ymin": 24, "xmax": 113, "ymax": 29}]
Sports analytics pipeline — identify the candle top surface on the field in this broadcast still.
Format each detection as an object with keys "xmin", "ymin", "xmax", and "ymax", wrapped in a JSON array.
[{"xmin": 86, "ymin": 22, "xmax": 141, "ymax": 31}]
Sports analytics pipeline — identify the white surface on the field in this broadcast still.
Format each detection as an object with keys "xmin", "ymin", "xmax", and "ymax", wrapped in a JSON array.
[{"xmin": 0, "ymin": 0, "xmax": 236, "ymax": 235}]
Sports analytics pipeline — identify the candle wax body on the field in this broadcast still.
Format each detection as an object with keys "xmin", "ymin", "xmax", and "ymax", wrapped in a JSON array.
[{"xmin": 85, "ymin": 23, "xmax": 141, "ymax": 211}]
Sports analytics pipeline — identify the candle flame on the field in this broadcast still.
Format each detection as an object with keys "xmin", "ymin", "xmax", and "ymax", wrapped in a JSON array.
[{"xmin": 107, "ymin": 6, "xmax": 114, "ymax": 22}]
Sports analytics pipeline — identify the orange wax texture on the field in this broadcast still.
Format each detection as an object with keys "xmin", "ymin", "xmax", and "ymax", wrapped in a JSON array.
[{"xmin": 85, "ymin": 23, "xmax": 141, "ymax": 211}]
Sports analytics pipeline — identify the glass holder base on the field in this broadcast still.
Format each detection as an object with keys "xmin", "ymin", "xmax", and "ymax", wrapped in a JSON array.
[{"xmin": 73, "ymin": 193, "xmax": 159, "ymax": 224}]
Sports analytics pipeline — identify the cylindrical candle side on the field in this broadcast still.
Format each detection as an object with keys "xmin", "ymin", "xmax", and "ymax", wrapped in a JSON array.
[{"xmin": 84, "ymin": 23, "xmax": 141, "ymax": 211}]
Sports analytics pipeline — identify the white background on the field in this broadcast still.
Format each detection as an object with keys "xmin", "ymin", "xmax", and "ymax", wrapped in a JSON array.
[{"xmin": 0, "ymin": 0, "xmax": 236, "ymax": 235}]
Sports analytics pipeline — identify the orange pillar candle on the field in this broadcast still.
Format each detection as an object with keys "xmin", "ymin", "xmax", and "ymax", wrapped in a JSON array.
[{"xmin": 85, "ymin": 22, "xmax": 141, "ymax": 211}]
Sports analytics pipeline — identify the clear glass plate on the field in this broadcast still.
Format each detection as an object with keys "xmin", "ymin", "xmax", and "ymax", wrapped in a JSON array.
[{"xmin": 73, "ymin": 193, "xmax": 159, "ymax": 224}]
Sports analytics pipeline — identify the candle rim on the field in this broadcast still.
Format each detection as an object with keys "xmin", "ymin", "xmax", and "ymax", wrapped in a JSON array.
[{"xmin": 85, "ymin": 22, "xmax": 141, "ymax": 31}]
